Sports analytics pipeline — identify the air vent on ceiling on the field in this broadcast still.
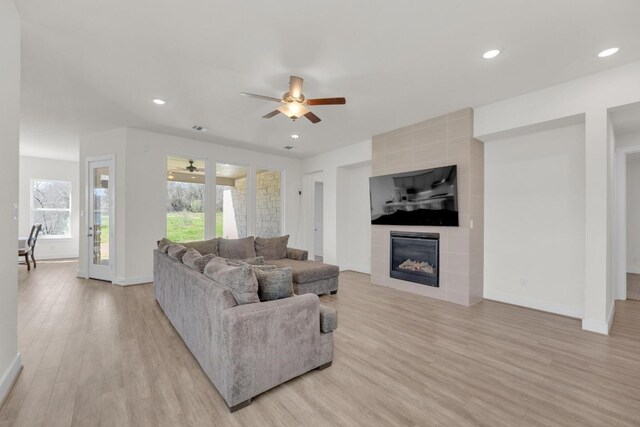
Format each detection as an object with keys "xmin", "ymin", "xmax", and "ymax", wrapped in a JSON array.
[
  {"xmin": 283, "ymin": 145, "xmax": 295, "ymax": 150},
  {"xmin": 191, "ymin": 124, "xmax": 208, "ymax": 132}
]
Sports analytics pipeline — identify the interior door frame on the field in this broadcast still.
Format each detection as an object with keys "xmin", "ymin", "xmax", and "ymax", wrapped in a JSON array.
[
  {"xmin": 614, "ymin": 144, "xmax": 640, "ymax": 301},
  {"xmin": 85, "ymin": 155, "xmax": 116, "ymax": 282}
]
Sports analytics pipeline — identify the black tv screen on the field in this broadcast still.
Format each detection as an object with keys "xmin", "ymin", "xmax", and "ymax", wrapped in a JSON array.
[{"xmin": 369, "ymin": 165, "xmax": 459, "ymax": 226}]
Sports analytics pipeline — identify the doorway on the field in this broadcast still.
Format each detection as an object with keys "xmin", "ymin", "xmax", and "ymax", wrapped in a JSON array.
[
  {"xmin": 626, "ymin": 153, "xmax": 640, "ymax": 300},
  {"xmin": 314, "ymin": 181, "xmax": 323, "ymax": 261},
  {"xmin": 87, "ymin": 159, "xmax": 114, "ymax": 281}
]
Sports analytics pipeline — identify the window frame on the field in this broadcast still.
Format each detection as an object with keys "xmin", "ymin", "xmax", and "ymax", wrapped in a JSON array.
[{"xmin": 30, "ymin": 178, "xmax": 73, "ymax": 239}]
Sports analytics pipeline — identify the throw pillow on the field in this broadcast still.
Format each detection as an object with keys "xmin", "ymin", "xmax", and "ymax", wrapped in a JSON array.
[
  {"xmin": 203, "ymin": 257, "xmax": 259, "ymax": 305},
  {"xmin": 254, "ymin": 235, "xmax": 289, "ymax": 260},
  {"xmin": 157, "ymin": 237, "xmax": 173, "ymax": 253},
  {"xmin": 189, "ymin": 253, "xmax": 217, "ymax": 273},
  {"xmin": 218, "ymin": 236, "xmax": 256, "ymax": 259},
  {"xmin": 183, "ymin": 238, "xmax": 219, "ymax": 256},
  {"xmin": 254, "ymin": 267, "xmax": 294, "ymax": 302},
  {"xmin": 226, "ymin": 256, "xmax": 265, "ymax": 266},
  {"xmin": 182, "ymin": 247, "xmax": 202, "ymax": 266},
  {"xmin": 167, "ymin": 243, "xmax": 188, "ymax": 261}
]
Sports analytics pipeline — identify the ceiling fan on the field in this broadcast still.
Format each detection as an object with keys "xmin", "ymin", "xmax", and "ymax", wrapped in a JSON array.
[
  {"xmin": 241, "ymin": 75, "xmax": 346, "ymax": 123},
  {"xmin": 183, "ymin": 160, "xmax": 205, "ymax": 173}
]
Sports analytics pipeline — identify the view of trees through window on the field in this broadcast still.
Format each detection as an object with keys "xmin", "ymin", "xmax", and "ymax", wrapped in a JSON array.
[
  {"xmin": 32, "ymin": 179, "xmax": 72, "ymax": 237},
  {"xmin": 167, "ymin": 156, "xmax": 206, "ymax": 242}
]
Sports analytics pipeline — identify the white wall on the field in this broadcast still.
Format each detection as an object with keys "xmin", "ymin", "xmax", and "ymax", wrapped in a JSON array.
[
  {"xmin": 19, "ymin": 156, "xmax": 80, "ymax": 259},
  {"xmin": 301, "ymin": 140, "xmax": 372, "ymax": 270},
  {"xmin": 484, "ymin": 124, "xmax": 586, "ymax": 317},
  {"xmin": 0, "ymin": 0, "xmax": 21, "ymax": 404},
  {"xmin": 337, "ymin": 163, "xmax": 372, "ymax": 273},
  {"xmin": 475, "ymin": 60, "xmax": 640, "ymax": 334},
  {"xmin": 80, "ymin": 128, "xmax": 302, "ymax": 285},
  {"xmin": 627, "ymin": 158, "xmax": 640, "ymax": 273}
]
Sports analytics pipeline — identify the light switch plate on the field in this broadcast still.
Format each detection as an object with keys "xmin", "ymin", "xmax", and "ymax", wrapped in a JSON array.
[{"xmin": 13, "ymin": 203, "xmax": 18, "ymax": 221}]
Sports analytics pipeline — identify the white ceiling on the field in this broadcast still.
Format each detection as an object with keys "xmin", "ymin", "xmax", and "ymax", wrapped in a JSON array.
[{"xmin": 16, "ymin": 0, "xmax": 640, "ymax": 161}]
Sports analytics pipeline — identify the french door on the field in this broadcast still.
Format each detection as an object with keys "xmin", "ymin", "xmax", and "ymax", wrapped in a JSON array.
[{"xmin": 88, "ymin": 159, "xmax": 114, "ymax": 281}]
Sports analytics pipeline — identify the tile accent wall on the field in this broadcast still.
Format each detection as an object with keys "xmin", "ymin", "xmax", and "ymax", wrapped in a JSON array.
[{"xmin": 370, "ymin": 108, "xmax": 484, "ymax": 306}]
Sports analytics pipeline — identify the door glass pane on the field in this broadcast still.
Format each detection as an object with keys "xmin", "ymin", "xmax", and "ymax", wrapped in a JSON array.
[
  {"xmin": 93, "ymin": 167, "xmax": 110, "ymax": 266},
  {"xmin": 167, "ymin": 156, "xmax": 206, "ymax": 242},
  {"xmin": 256, "ymin": 169, "xmax": 282, "ymax": 237},
  {"xmin": 215, "ymin": 163, "xmax": 247, "ymax": 238}
]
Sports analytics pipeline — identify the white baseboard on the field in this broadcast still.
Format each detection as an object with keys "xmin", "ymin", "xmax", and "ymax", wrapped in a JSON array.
[
  {"xmin": 484, "ymin": 290, "xmax": 583, "ymax": 319},
  {"xmin": 77, "ymin": 270, "xmax": 88, "ymax": 279},
  {"xmin": 582, "ymin": 301, "xmax": 616, "ymax": 335},
  {"xmin": 582, "ymin": 318, "xmax": 609, "ymax": 334},
  {"xmin": 0, "ymin": 353, "xmax": 22, "ymax": 408},
  {"xmin": 37, "ymin": 254, "xmax": 79, "ymax": 261},
  {"xmin": 627, "ymin": 267, "xmax": 640, "ymax": 274},
  {"xmin": 113, "ymin": 275, "xmax": 153, "ymax": 286},
  {"xmin": 339, "ymin": 264, "xmax": 371, "ymax": 274}
]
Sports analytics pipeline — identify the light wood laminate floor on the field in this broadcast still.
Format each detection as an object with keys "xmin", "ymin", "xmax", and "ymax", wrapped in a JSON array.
[{"xmin": 2, "ymin": 260, "xmax": 640, "ymax": 426}]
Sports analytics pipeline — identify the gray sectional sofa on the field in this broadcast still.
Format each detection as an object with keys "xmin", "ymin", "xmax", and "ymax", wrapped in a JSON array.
[{"xmin": 152, "ymin": 236, "xmax": 338, "ymax": 412}]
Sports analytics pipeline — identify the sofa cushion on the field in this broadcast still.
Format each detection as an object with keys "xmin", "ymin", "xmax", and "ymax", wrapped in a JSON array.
[
  {"xmin": 250, "ymin": 265, "xmax": 278, "ymax": 271},
  {"xmin": 218, "ymin": 236, "xmax": 256, "ymax": 259},
  {"xmin": 319, "ymin": 305, "xmax": 338, "ymax": 333},
  {"xmin": 255, "ymin": 235, "xmax": 289, "ymax": 260},
  {"xmin": 182, "ymin": 248, "xmax": 217, "ymax": 273},
  {"xmin": 254, "ymin": 267, "xmax": 294, "ymax": 302},
  {"xmin": 270, "ymin": 259, "xmax": 339, "ymax": 284},
  {"xmin": 158, "ymin": 237, "xmax": 173, "ymax": 253},
  {"xmin": 167, "ymin": 244, "xmax": 188, "ymax": 261},
  {"xmin": 203, "ymin": 257, "xmax": 259, "ymax": 305},
  {"xmin": 225, "ymin": 256, "xmax": 265, "ymax": 266},
  {"xmin": 183, "ymin": 238, "xmax": 219, "ymax": 256}
]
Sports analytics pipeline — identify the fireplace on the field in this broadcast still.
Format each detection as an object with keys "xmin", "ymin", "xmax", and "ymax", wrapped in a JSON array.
[{"xmin": 390, "ymin": 231, "xmax": 439, "ymax": 287}]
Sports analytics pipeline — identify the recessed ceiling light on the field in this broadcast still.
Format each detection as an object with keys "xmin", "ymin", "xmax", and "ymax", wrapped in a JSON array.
[
  {"xmin": 482, "ymin": 49, "xmax": 501, "ymax": 59},
  {"xmin": 291, "ymin": 134, "xmax": 299, "ymax": 140},
  {"xmin": 284, "ymin": 146, "xmax": 295, "ymax": 150},
  {"xmin": 598, "ymin": 47, "xmax": 619, "ymax": 58},
  {"xmin": 152, "ymin": 98, "xmax": 167, "ymax": 105}
]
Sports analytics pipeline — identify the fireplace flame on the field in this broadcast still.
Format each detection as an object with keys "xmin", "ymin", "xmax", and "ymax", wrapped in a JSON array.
[{"xmin": 398, "ymin": 259, "xmax": 435, "ymax": 274}]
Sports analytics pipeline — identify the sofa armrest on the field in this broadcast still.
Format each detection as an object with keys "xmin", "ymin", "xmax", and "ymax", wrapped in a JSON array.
[
  {"xmin": 286, "ymin": 247, "xmax": 308, "ymax": 261},
  {"xmin": 221, "ymin": 293, "xmax": 321, "ymax": 405}
]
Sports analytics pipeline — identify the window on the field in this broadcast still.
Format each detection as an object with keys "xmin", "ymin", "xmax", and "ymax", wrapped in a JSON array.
[
  {"xmin": 167, "ymin": 156, "xmax": 206, "ymax": 242},
  {"xmin": 256, "ymin": 168, "xmax": 282, "ymax": 237},
  {"xmin": 216, "ymin": 163, "xmax": 247, "ymax": 238},
  {"xmin": 31, "ymin": 179, "xmax": 72, "ymax": 238}
]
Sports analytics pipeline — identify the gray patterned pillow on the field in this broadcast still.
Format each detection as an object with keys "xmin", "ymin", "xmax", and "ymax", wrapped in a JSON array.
[
  {"xmin": 218, "ymin": 236, "xmax": 256, "ymax": 259},
  {"xmin": 182, "ymin": 247, "xmax": 202, "ymax": 265},
  {"xmin": 157, "ymin": 237, "xmax": 173, "ymax": 253},
  {"xmin": 190, "ymin": 253, "xmax": 217, "ymax": 273},
  {"xmin": 254, "ymin": 267, "xmax": 294, "ymax": 302},
  {"xmin": 167, "ymin": 244, "xmax": 188, "ymax": 261},
  {"xmin": 203, "ymin": 257, "xmax": 259, "ymax": 305},
  {"xmin": 254, "ymin": 235, "xmax": 289, "ymax": 260}
]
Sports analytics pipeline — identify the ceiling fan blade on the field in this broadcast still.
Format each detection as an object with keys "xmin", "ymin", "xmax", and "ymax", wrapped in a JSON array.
[
  {"xmin": 289, "ymin": 76, "xmax": 304, "ymax": 99},
  {"xmin": 304, "ymin": 111, "xmax": 321, "ymax": 124},
  {"xmin": 241, "ymin": 92, "xmax": 282, "ymax": 103},
  {"xmin": 262, "ymin": 110, "xmax": 281, "ymax": 119},
  {"xmin": 306, "ymin": 97, "xmax": 346, "ymax": 106}
]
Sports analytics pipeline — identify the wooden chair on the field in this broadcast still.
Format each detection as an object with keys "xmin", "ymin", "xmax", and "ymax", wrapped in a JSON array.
[{"xmin": 20, "ymin": 223, "xmax": 42, "ymax": 271}]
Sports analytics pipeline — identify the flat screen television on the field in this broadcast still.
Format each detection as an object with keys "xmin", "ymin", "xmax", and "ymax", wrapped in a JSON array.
[{"xmin": 369, "ymin": 165, "xmax": 459, "ymax": 226}]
